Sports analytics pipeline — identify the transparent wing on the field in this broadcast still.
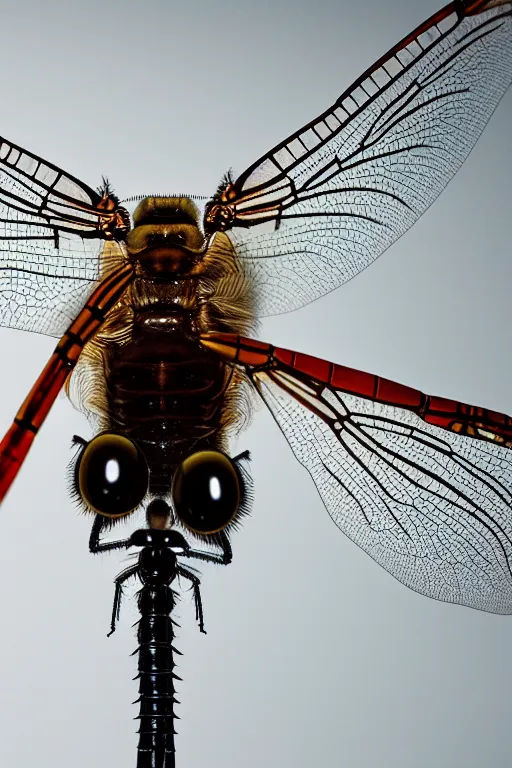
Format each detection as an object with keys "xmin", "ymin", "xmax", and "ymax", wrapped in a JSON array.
[
  {"xmin": 0, "ymin": 136, "xmax": 129, "ymax": 336},
  {"xmin": 200, "ymin": 332, "xmax": 512, "ymax": 613},
  {"xmin": 205, "ymin": 1, "xmax": 512, "ymax": 316},
  {"xmin": 259, "ymin": 353, "xmax": 512, "ymax": 613}
]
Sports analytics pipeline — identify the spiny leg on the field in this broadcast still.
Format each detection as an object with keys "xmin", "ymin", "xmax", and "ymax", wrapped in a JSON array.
[
  {"xmin": 185, "ymin": 530, "xmax": 232, "ymax": 566},
  {"xmin": 89, "ymin": 514, "xmax": 132, "ymax": 554},
  {"xmin": 108, "ymin": 564, "xmax": 139, "ymax": 637},
  {"xmin": 177, "ymin": 565, "xmax": 206, "ymax": 634}
]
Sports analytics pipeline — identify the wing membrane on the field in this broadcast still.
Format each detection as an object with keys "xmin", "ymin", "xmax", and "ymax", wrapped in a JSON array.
[
  {"xmin": 200, "ymin": 332, "xmax": 512, "ymax": 613},
  {"xmin": 260, "ymin": 380, "xmax": 512, "ymax": 613},
  {"xmin": 205, "ymin": 1, "xmax": 512, "ymax": 315},
  {"xmin": 0, "ymin": 136, "xmax": 128, "ymax": 337}
]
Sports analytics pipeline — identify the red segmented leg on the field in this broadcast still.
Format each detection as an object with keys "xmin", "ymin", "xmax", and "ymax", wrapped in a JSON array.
[
  {"xmin": 200, "ymin": 332, "xmax": 512, "ymax": 448},
  {"xmin": 0, "ymin": 262, "xmax": 135, "ymax": 504}
]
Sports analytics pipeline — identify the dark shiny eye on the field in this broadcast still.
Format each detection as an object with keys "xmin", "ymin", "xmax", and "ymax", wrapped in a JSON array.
[
  {"xmin": 172, "ymin": 450, "xmax": 240, "ymax": 534},
  {"xmin": 77, "ymin": 433, "xmax": 148, "ymax": 517}
]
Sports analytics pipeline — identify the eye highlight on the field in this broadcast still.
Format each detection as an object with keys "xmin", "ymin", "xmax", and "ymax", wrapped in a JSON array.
[
  {"xmin": 76, "ymin": 432, "xmax": 149, "ymax": 518},
  {"xmin": 172, "ymin": 450, "xmax": 241, "ymax": 535}
]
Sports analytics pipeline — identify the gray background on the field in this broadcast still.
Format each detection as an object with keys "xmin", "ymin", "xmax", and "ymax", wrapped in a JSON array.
[{"xmin": 0, "ymin": 0, "xmax": 510, "ymax": 766}]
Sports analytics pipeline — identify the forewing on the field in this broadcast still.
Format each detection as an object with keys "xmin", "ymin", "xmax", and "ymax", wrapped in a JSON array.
[
  {"xmin": 0, "ymin": 136, "xmax": 128, "ymax": 336},
  {"xmin": 206, "ymin": 1, "xmax": 512, "ymax": 315}
]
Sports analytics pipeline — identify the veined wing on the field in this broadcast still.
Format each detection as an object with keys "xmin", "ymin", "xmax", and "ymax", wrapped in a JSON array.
[
  {"xmin": 201, "ymin": 332, "xmax": 512, "ymax": 614},
  {"xmin": 0, "ymin": 136, "xmax": 129, "ymax": 337},
  {"xmin": 205, "ymin": 1, "xmax": 512, "ymax": 316}
]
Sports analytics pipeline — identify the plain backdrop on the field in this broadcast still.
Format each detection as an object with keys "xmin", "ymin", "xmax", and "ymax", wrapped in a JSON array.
[{"xmin": 0, "ymin": 1, "xmax": 510, "ymax": 767}]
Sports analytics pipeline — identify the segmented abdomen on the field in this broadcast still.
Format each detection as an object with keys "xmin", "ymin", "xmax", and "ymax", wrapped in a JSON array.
[{"xmin": 136, "ymin": 583, "xmax": 178, "ymax": 768}]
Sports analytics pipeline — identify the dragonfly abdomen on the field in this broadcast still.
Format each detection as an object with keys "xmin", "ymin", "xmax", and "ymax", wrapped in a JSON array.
[{"xmin": 135, "ymin": 557, "xmax": 180, "ymax": 767}]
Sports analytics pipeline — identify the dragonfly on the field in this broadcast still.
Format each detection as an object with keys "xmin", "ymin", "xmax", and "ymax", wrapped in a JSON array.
[{"xmin": 0, "ymin": 1, "xmax": 510, "ymax": 766}]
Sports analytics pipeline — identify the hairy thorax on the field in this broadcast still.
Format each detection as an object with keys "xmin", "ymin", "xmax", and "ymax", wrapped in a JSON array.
[{"xmin": 68, "ymin": 206, "xmax": 255, "ymax": 495}]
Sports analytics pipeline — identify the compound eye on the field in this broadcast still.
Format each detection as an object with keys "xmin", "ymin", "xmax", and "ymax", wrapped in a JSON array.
[
  {"xmin": 77, "ymin": 433, "xmax": 148, "ymax": 517},
  {"xmin": 172, "ymin": 450, "xmax": 240, "ymax": 534}
]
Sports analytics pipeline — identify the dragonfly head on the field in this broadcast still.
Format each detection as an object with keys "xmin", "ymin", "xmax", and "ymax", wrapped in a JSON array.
[{"xmin": 126, "ymin": 196, "xmax": 206, "ymax": 278}]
